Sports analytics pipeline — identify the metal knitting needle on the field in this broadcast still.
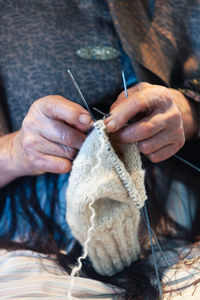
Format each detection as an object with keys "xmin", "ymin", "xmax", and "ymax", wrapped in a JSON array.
[
  {"xmin": 67, "ymin": 69, "xmax": 96, "ymax": 122},
  {"xmin": 143, "ymin": 205, "xmax": 162, "ymax": 297},
  {"xmin": 121, "ymin": 71, "xmax": 169, "ymax": 266},
  {"xmin": 122, "ymin": 70, "xmax": 128, "ymax": 98},
  {"xmin": 174, "ymin": 154, "xmax": 200, "ymax": 172},
  {"xmin": 122, "ymin": 70, "xmax": 163, "ymax": 297},
  {"xmin": 92, "ymin": 107, "xmax": 111, "ymax": 119},
  {"xmin": 121, "ymin": 71, "xmax": 170, "ymax": 268}
]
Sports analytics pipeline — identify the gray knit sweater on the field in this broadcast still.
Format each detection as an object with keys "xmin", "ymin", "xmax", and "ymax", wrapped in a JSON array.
[{"xmin": 0, "ymin": 0, "xmax": 131, "ymax": 131}]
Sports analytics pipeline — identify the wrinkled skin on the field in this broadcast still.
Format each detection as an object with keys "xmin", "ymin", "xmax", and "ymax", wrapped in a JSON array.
[
  {"xmin": 105, "ymin": 83, "xmax": 198, "ymax": 163},
  {"xmin": 0, "ymin": 95, "xmax": 92, "ymax": 187}
]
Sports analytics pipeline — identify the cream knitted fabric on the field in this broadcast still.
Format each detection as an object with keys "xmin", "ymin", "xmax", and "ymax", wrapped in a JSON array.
[{"xmin": 66, "ymin": 120, "xmax": 147, "ymax": 276}]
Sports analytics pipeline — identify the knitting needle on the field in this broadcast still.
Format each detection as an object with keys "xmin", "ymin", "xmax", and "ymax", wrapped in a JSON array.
[
  {"xmin": 122, "ymin": 70, "xmax": 128, "ymax": 98},
  {"xmin": 122, "ymin": 70, "xmax": 166, "ymax": 251},
  {"xmin": 67, "ymin": 69, "xmax": 96, "ymax": 122},
  {"xmin": 120, "ymin": 71, "xmax": 169, "ymax": 260},
  {"xmin": 143, "ymin": 206, "xmax": 162, "ymax": 297},
  {"xmin": 92, "ymin": 107, "xmax": 111, "ymax": 119},
  {"xmin": 122, "ymin": 70, "xmax": 163, "ymax": 297},
  {"xmin": 174, "ymin": 154, "xmax": 200, "ymax": 172}
]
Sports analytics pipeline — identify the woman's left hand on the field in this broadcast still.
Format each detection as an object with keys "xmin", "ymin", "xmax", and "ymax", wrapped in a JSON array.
[{"xmin": 104, "ymin": 83, "xmax": 198, "ymax": 163}]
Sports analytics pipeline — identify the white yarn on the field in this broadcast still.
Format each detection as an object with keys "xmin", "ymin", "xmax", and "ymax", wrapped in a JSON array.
[{"xmin": 67, "ymin": 124, "xmax": 106, "ymax": 299}]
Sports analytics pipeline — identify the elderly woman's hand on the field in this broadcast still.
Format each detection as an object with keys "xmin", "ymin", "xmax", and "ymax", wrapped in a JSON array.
[
  {"xmin": 11, "ymin": 95, "xmax": 93, "ymax": 176},
  {"xmin": 105, "ymin": 83, "xmax": 198, "ymax": 163}
]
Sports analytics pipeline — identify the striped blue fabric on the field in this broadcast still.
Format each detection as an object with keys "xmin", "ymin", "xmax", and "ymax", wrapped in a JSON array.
[{"xmin": 0, "ymin": 247, "xmax": 200, "ymax": 299}]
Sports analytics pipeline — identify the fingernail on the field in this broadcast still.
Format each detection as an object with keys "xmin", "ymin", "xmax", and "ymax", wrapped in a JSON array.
[
  {"xmin": 79, "ymin": 114, "xmax": 92, "ymax": 125},
  {"xmin": 106, "ymin": 119, "xmax": 117, "ymax": 131}
]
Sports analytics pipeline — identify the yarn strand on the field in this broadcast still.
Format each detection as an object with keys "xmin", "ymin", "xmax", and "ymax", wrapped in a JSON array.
[
  {"xmin": 67, "ymin": 201, "xmax": 96, "ymax": 299},
  {"xmin": 67, "ymin": 124, "xmax": 105, "ymax": 299}
]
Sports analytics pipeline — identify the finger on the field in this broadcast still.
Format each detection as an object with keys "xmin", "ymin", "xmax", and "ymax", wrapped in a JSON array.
[
  {"xmin": 147, "ymin": 143, "xmax": 184, "ymax": 163},
  {"xmin": 138, "ymin": 128, "xmax": 185, "ymax": 155},
  {"xmin": 42, "ymin": 119, "xmax": 86, "ymax": 149},
  {"xmin": 105, "ymin": 86, "xmax": 171, "ymax": 132},
  {"xmin": 111, "ymin": 113, "xmax": 167, "ymax": 143},
  {"xmin": 23, "ymin": 134, "xmax": 77, "ymax": 160},
  {"xmin": 110, "ymin": 82, "xmax": 152, "ymax": 111},
  {"xmin": 110, "ymin": 91, "xmax": 129, "ymax": 111},
  {"xmin": 129, "ymin": 82, "xmax": 152, "ymax": 92},
  {"xmin": 36, "ymin": 95, "xmax": 93, "ymax": 133},
  {"xmin": 32, "ymin": 118, "xmax": 86, "ymax": 150},
  {"xmin": 25, "ymin": 149, "xmax": 72, "ymax": 174},
  {"xmin": 34, "ymin": 154, "xmax": 72, "ymax": 174}
]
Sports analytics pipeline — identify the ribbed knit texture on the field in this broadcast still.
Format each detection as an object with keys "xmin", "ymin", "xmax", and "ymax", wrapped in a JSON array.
[{"xmin": 66, "ymin": 120, "xmax": 147, "ymax": 276}]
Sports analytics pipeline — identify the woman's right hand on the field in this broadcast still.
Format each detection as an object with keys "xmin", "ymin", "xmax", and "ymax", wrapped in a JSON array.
[{"xmin": 8, "ymin": 95, "xmax": 93, "ymax": 179}]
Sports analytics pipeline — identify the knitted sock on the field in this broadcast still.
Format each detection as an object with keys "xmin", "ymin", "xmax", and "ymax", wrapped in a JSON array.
[{"xmin": 66, "ymin": 120, "xmax": 147, "ymax": 278}]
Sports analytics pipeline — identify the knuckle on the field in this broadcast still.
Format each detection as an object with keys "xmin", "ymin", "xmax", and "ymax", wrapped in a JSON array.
[
  {"xmin": 45, "ymin": 98, "xmax": 56, "ymax": 115},
  {"xmin": 26, "ymin": 152, "xmax": 40, "ymax": 170},
  {"xmin": 136, "ymin": 82, "xmax": 144, "ymax": 91},
  {"xmin": 162, "ymin": 86, "xmax": 171, "ymax": 95},
  {"xmin": 149, "ymin": 153, "xmax": 160, "ymax": 163},
  {"xmin": 130, "ymin": 93, "xmax": 143, "ymax": 111},
  {"xmin": 68, "ymin": 147, "xmax": 76, "ymax": 159},
  {"xmin": 166, "ymin": 110, "xmax": 182, "ymax": 130},
  {"xmin": 22, "ymin": 116, "xmax": 37, "ymax": 131},
  {"xmin": 22, "ymin": 135, "xmax": 38, "ymax": 151},
  {"xmin": 45, "ymin": 97, "xmax": 78, "ymax": 123},
  {"xmin": 136, "ymin": 82, "xmax": 151, "ymax": 91},
  {"xmin": 172, "ymin": 109, "xmax": 182, "ymax": 124},
  {"xmin": 42, "ymin": 96, "xmax": 64, "ymax": 117},
  {"xmin": 144, "ymin": 122, "xmax": 156, "ymax": 136},
  {"xmin": 60, "ymin": 129, "xmax": 72, "ymax": 146},
  {"xmin": 138, "ymin": 141, "xmax": 152, "ymax": 154},
  {"xmin": 62, "ymin": 145, "xmax": 76, "ymax": 159},
  {"xmin": 162, "ymin": 87, "xmax": 173, "ymax": 102},
  {"xmin": 154, "ymin": 87, "xmax": 173, "ymax": 107}
]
